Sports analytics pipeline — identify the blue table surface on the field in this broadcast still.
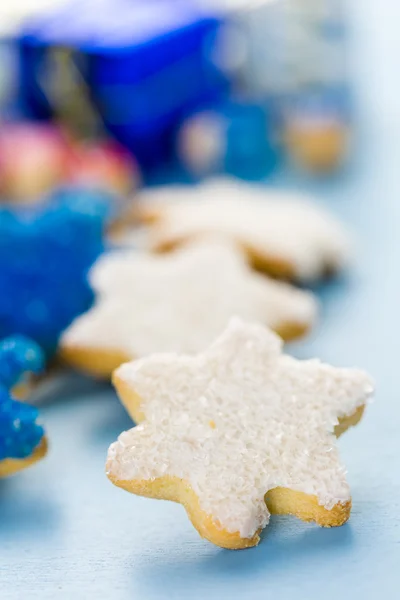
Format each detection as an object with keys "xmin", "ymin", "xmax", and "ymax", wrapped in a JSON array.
[{"xmin": 2, "ymin": 3, "xmax": 400, "ymax": 598}]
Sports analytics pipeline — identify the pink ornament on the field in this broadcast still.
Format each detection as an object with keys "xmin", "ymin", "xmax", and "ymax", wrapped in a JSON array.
[
  {"xmin": 0, "ymin": 123, "xmax": 68, "ymax": 202},
  {"xmin": 66, "ymin": 140, "xmax": 140, "ymax": 196}
]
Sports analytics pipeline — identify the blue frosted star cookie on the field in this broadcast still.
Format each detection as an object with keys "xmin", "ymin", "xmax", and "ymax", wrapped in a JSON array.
[
  {"xmin": 0, "ymin": 336, "xmax": 47, "ymax": 477},
  {"xmin": 0, "ymin": 188, "xmax": 110, "ymax": 356}
]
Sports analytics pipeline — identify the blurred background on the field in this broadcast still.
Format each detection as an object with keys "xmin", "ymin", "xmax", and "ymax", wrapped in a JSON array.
[
  {"xmin": 0, "ymin": 0, "xmax": 354, "ymax": 184},
  {"xmin": 0, "ymin": 0, "xmax": 372, "ymax": 358},
  {"xmin": 0, "ymin": 0, "xmax": 394, "ymax": 187}
]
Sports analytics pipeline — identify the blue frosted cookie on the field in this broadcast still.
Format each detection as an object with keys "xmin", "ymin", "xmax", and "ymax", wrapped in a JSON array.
[
  {"xmin": 0, "ymin": 188, "xmax": 110, "ymax": 356},
  {"xmin": 0, "ymin": 335, "xmax": 47, "ymax": 477}
]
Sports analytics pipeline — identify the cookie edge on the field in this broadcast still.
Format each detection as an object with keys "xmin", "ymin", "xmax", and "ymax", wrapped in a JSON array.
[
  {"xmin": 106, "ymin": 471, "xmax": 351, "ymax": 550},
  {"xmin": 59, "ymin": 345, "xmax": 131, "ymax": 379},
  {"xmin": 0, "ymin": 437, "xmax": 48, "ymax": 478}
]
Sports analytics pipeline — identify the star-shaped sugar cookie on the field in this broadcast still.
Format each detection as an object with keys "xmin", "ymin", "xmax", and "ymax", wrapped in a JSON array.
[
  {"xmin": 133, "ymin": 177, "xmax": 351, "ymax": 282},
  {"xmin": 0, "ymin": 335, "xmax": 47, "ymax": 477},
  {"xmin": 106, "ymin": 318, "xmax": 373, "ymax": 549},
  {"xmin": 60, "ymin": 242, "xmax": 317, "ymax": 378}
]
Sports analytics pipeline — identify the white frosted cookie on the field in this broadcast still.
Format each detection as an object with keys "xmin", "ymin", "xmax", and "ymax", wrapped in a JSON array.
[
  {"xmin": 107, "ymin": 318, "xmax": 374, "ymax": 549},
  {"xmin": 133, "ymin": 177, "xmax": 351, "ymax": 282},
  {"xmin": 60, "ymin": 242, "xmax": 317, "ymax": 378}
]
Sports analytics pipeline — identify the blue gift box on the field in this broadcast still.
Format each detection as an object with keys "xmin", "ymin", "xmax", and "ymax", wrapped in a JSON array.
[{"xmin": 17, "ymin": 0, "xmax": 229, "ymax": 167}]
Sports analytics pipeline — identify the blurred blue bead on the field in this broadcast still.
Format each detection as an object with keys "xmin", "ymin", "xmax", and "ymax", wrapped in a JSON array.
[{"xmin": 222, "ymin": 100, "xmax": 279, "ymax": 180}]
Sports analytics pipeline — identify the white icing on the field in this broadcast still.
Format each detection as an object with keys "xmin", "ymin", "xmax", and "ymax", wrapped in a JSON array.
[
  {"xmin": 62, "ymin": 241, "xmax": 317, "ymax": 357},
  {"xmin": 136, "ymin": 177, "xmax": 351, "ymax": 281},
  {"xmin": 107, "ymin": 318, "xmax": 374, "ymax": 539}
]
